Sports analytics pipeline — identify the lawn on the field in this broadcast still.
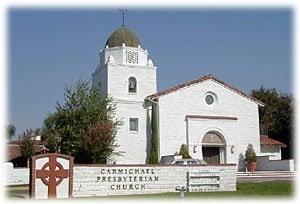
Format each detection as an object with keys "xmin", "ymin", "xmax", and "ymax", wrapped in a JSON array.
[
  {"xmin": 6, "ymin": 181, "xmax": 294, "ymax": 199},
  {"xmin": 6, "ymin": 185, "xmax": 29, "ymax": 199},
  {"xmin": 102, "ymin": 181, "xmax": 294, "ymax": 200}
]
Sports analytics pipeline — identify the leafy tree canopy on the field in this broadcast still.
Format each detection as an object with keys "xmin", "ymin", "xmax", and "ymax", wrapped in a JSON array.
[
  {"xmin": 19, "ymin": 129, "xmax": 37, "ymax": 167},
  {"xmin": 251, "ymin": 86, "xmax": 293, "ymax": 159},
  {"xmin": 41, "ymin": 79, "xmax": 121, "ymax": 164},
  {"xmin": 7, "ymin": 124, "xmax": 16, "ymax": 141}
]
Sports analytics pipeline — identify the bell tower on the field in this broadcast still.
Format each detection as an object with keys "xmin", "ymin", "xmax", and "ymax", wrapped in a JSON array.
[{"xmin": 92, "ymin": 25, "xmax": 157, "ymax": 164}]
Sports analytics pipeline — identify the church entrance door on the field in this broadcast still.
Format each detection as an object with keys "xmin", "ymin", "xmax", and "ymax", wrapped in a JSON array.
[
  {"xmin": 201, "ymin": 131, "xmax": 226, "ymax": 164},
  {"xmin": 202, "ymin": 147, "xmax": 220, "ymax": 164}
]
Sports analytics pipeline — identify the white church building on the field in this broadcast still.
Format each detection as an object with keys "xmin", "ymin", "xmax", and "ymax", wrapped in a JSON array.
[{"xmin": 92, "ymin": 25, "xmax": 286, "ymax": 170}]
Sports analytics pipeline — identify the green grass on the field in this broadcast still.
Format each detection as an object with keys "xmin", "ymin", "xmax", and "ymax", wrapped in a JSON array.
[
  {"xmin": 6, "ymin": 181, "xmax": 294, "ymax": 199},
  {"xmin": 6, "ymin": 185, "xmax": 29, "ymax": 199},
  {"xmin": 100, "ymin": 181, "xmax": 294, "ymax": 200}
]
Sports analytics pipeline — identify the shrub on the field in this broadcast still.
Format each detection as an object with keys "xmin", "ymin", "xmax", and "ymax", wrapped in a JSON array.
[
  {"xmin": 179, "ymin": 144, "xmax": 191, "ymax": 159},
  {"xmin": 245, "ymin": 143, "xmax": 257, "ymax": 163}
]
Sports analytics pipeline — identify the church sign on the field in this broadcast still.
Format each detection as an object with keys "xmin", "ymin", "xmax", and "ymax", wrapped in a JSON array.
[
  {"xmin": 29, "ymin": 153, "xmax": 74, "ymax": 199},
  {"xmin": 72, "ymin": 164, "xmax": 236, "ymax": 197},
  {"xmin": 28, "ymin": 153, "xmax": 236, "ymax": 198},
  {"xmin": 187, "ymin": 170, "xmax": 221, "ymax": 192}
]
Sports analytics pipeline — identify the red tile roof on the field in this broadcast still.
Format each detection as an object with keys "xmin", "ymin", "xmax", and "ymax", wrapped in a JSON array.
[
  {"xmin": 260, "ymin": 135, "xmax": 287, "ymax": 147},
  {"xmin": 186, "ymin": 115, "xmax": 238, "ymax": 120},
  {"xmin": 6, "ymin": 144, "xmax": 48, "ymax": 161},
  {"xmin": 148, "ymin": 74, "xmax": 265, "ymax": 106},
  {"xmin": 6, "ymin": 144, "xmax": 21, "ymax": 161}
]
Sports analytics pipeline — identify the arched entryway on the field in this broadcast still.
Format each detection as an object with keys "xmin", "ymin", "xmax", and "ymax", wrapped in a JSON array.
[{"xmin": 201, "ymin": 131, "xmax": 226, "ymax": 164}]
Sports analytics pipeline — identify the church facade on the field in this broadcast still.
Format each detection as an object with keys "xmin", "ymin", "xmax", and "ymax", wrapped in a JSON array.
[{"xmin": 92, "ymin": 26, "xmax": 284, "ymax": 170}]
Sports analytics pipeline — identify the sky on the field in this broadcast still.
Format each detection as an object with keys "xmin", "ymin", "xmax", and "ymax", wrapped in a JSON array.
[{"xmin": 8, "ymin": 8, "xmax": 292, "ymax": 137}]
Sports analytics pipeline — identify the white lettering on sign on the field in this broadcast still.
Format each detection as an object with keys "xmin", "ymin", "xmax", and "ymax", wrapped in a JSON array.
[
  {"xmin": 189, "ymin": 186, "xmax": 220, "ymax": 192},
  {"xmin": 189, "ymin": 178, "xmax": 219, "ymax": 185},
  {"xmin": 187, "ymin": 170, "xmax": 222, "ymax": 192},
  {"xmin": 189, "ymin": 171, "xmax": 220, "ymax": 177}
]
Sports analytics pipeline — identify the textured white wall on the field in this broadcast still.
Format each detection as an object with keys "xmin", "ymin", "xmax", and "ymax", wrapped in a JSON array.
[
  {"xmin": 106, "ymin": 63, "xmax": 156, "ymax": 102},
  {"xmin": 4, "ymin": 163, "xmax": 237, "ymax": 197},
  {"xmin": 112, "ymin": 101, "xmax": 152, "ymax": 164},
  {"xmin": 93, "ymin": 46, "xmax": 155, "ymax": 97},
  {"xmin": 73, "ymin": 164, "xmax": 236, "ymax": 197},
  {"xmin": 101, "ymin": 46, "xmax": 149, "ymax": 66},
  {"xmin": 3, "ymin": 162, "xmax": 29, "ymax": 185},
  {"xmin": 92, "ymin": 45, "xmax": 157, "ymax": 164},
  {"xmin": 158, "ymin": 79, "xmax": 261, "ymax": 170},
  {"xmin": 260, "ymin": 146, "xmax": 282, "ymax": 160}
]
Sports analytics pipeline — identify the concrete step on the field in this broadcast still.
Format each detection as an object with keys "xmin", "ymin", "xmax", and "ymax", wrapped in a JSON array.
[
  {"xmin": 237, "ymin": 171, "xmax": 295, "ymax": 175},
  {"xmin": 237, "ymin": 171, "xmax": 295, "ymax": 174},
  {"xmin": 237, "ymin": 171, "xmax": 296, "ymax": 178},
  {"xmin": 237, "ymin": 175, "xmax": 295, "ymax": 178}
]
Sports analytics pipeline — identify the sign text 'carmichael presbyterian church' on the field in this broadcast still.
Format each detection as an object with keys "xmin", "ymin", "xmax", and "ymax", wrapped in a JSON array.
[{"xmin": 95, "ymin": 168, "xmax": 159, "ymax": 191}]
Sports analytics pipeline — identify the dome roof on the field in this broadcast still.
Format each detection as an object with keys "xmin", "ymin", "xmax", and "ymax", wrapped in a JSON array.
[{"xmin": 105, "ymin": 26, "xmax": 140, "ymax": 48}]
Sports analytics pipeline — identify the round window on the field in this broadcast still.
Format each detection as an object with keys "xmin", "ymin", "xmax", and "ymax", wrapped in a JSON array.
[{"xmin": 205, "ymin": 95, "xmax": 214, "ymax": 105}]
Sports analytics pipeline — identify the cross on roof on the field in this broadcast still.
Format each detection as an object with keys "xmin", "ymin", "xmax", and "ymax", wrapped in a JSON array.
[{"xmin": 119, "ymin": 8, "xmax": 128, "ymax": 26}]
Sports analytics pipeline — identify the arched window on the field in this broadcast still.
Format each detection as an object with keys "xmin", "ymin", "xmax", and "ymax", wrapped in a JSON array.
[{"xmin": 128, "ymin": 77, "xmax": 137, "ymax": 93}]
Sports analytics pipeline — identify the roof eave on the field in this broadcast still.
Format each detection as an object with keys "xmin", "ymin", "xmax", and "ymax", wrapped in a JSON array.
[{"xmin": 147, "ymin": 74, "xmax": 266, "ymax": 107}]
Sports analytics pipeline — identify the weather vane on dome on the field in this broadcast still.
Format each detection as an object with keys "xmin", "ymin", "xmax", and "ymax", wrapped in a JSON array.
[{"xmin": 119, "ymin": 8, "xmax": 128, "ymax": 26}]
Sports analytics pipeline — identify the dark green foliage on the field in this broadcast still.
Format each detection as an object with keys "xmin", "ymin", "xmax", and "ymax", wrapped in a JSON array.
[
  {"xmin": 244, "ymin": 144, "xmax": 257, "ymax": 163},
  {"xmin": 148, "ymin": 103, "xmax": 158, "ymax": 164},
  {"xmin": 19, "ymin": 130, "xmax": 36, "ymax": 167},
  {"xmin": 41, "ymin": 79, "xmax": 121, "ymax": 164},
  {"xmin": 251, "ymin": 86, "xmax": 293, "ymax": 159},
  {"xmin": 179, "ymin": 144, "xmax": 191, "ymax": 159},
  {"xmin": 7, "ymin": 124, "xmax": 16, "ymax": 141}
]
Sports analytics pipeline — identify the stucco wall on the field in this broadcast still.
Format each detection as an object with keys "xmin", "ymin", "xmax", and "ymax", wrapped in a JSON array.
[
  {"xmin": 106, "ymin": 63, "xmax": 156, "ymax": 102},
  {"xmin": 112, "ymin": 101, "xmax": 152, "ymax": 164},
  {"xmin": 73, "ymin": 164, "xmax": 236, "ymax": 197},
  {"xmin": 259, "ymin": 146, "xmax": 282, "ymax": 160},
  {"xmin": 101, "ymin": 46, "xmax": 149, "ymax": 67},
  {"xmin": 3, "ymin": 162, "xmax": 29, "ymax": 185},
  {"xmin": 92, "ymin": 45, "xmax": 157, "ymax": 164},
  {"xmin": 158, "ymin": 79, "xmax": 261, "ymax": 170},
  {"xmin": 4, "ymin": 163, "xmax": 236, "ymax": 198}
]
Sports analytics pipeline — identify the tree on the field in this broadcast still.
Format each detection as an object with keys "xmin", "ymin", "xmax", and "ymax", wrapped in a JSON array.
[
  {"xmin": 86, "ymin": 122, "xmax": 119, "ymax": 163},
  {"xmin": 251, "ymin": 86, "xmax": 293, "ymax": 159},
  {"xmin": 179, "ymin": 144, "xmax": 191, "ymax": 159},
  {"xmin": 7, "ymin": 124, "xmax": 16, "ymax": 141},
  {"xmin": 41, "ymin": 79, "xmax": 121, "ymax": 164},
  {"xmin": 19, "ymin": 130, "xmax": 36, "ymax": 167},
  {"xmin": 148, "ymin": 103, "xmax": 159, "ymax": 164}
]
